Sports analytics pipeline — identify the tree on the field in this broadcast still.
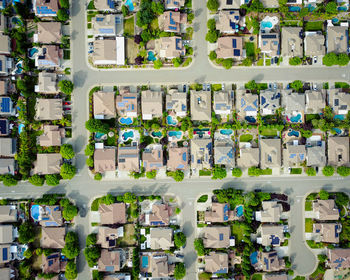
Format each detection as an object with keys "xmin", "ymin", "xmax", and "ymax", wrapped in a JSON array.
[
  {"xmin": 174, "ymin": 263, "xmax": 186, "ymax": 279},
  {"xmin": 59, "ymin": 0, "xmax": 69, "ymax": 9},
  {"xmin": 102, "ymin": 194, "xmax": 115, "ymax": 205},
  {"xmin": 123, "ymin": 192, "xmax": 136, "ymax": 203},
  {"xmin": 174, "ymin": 232, "xmax": 187, "ymax": 248},
  {"xmin": 60, "ymin": 144, "xmax": 75, "ymax": 160},
  {"xmin": 121, "ymin": 5, "xmax": 129, "ymax": 17},
  {"xmin": 86, "ymin": 233, "xmax": 97, "ymax": 246},
  {"xmin": 245, "ymin": 80, "xmax": 258, "ymax": 91},
  {"xmin": 205, "ymin": 29, "xmax": 218, "ymax": 43},
  {"xmin": 57, "ymin": 8, "xmax": 69, "ymax": 22},
  {"xmin": 62, "ymin": 203, "xmax": 78, "ymax": 221},
  {"xmin": 222, "ymin": 58, "xmax": 233, "ymax": 69},
  {"xmin": 212, "ymin": 166, "xmax": 227, "ymax": 180},
  {"xmin": 18, "ymin": 221, "xmax": 35, "ymax": 244},
  {"xmin": 244, "ymin": 192, "xmax": 259, "ymax": 206},
  {"xmin": 338, "ymin": 53, "xmax": 350, "ymax": 66},
  {"xmin": 194, "ymin": 238, "xmax": 205, "ymax": 256},
  {"xmin": 23, "ymin": 248, "xmax": 33, "ymax": 259},
  {"xmin": 85, "ymin": 119, "xmax": 109, "ymax": 133},
  {"xmin": 322, "ymin": 166, "xmax": 334, "ymax": 177},
  {"xmin": 325, "ymin": 1, "xmax": 337, "ymax": 14},
  {"xmin": 141, "ymin": 29, "xmax": 152, "ymax": 42},
  {"xmin": 289, "ymin": 56, "xmax": 302, "ymax": 66},
  {"xmin": 172, "ymin": 57, "xmax": 182, "ymax": 67},
  {"xmin": 151, "ymin": 1, "xmax": 164, "ymax": 14},
  {"xmin": 65, "ymin": 261, "xmax": 78, "ymax": 280},
  {"xmin": 94, "ymin": 173, "xmax": 102, "ymax": 180},
  {"xmin": 232, "ymin": 168, "xmax": 242, "ymax": 177},
  {"xmin": 306, "ymin": 167, "xmax": 316, "ymax": 176},
  {"xmin": 153, "ymin": 60, "xmax": 163, "ymax": 69},
  {"xmin": 337, "ymin": 166, "xmax": 350, "ymax": 177},
  {"xmin": 58, "ymin": 80, "xmax": 74, "ymax": 95},
  {"xmin": 62, "ymin": 232, "xmax": 79, "ymax": 259},
  {"xmin": 209, "ymin": 50, "xmax": 217, "ymax": 61},
  {"xmin": 86, "ymin": 157, "xmax": 94, "ymax": 168},
  {"xmin": 207, "ymin": 0, "xmax": 219, "ymax": 11},
  {"xmin": 290, "ymin": 80, "xmax": 303, "ymax": 91},
  {"xmin": 207, "ymin": 18, "xmax": 216, "ymax": 30},
  {"xmin": 60, "ymin": 163, "xmax": 76, "ymax": 180},
  {"xmin": 336, "ymin": 192, "xmax": 349, "ymax": 207},
  {"xmin": 2, "ymin": 174, "xmax": 18, "ymax": 186},
  {"xmin": 29, "ymin": 175, "xmax": 45, "ymax": 186},
  {"xmin": 84, "ymin": 246, "xmax": 101, "ymax": 267},
  {"xmin": 323, "ymin": 52, "xmax": 338, "ymax": 66},
  {"xmin": 136, "ymin": 0, "xmax": 155, "ymax": 27},
  {"xmin": 146, "ymin": 170, "xmax": 157, "ymax": 179},
  {"xmin": 242, "ymin": 58, "xmax": 253, "ymax": 66},
  {"xmin": 169, "ymin": 170, "xmax": 184, "ymax": 182},
  {"xmin": 85, "ymin": 144, "xmax": 95, "ymax": 156},
  {"xmin": 319, "ymin": 190, "xmax": 330, "ymax": 200},
  {"xmin": 299, "ymin": 7, "xmax": 308, "ymax": 17}
]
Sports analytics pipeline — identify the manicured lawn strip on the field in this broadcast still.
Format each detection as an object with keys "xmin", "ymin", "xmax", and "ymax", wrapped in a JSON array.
[
  {"xmin": 199, "ymin": 170, "xmax": 212, "ymax": 176},
  {"xmin": 305, "ymin": 200, "xmax": 312, "ymax": 211},
  {"xmin": 231, "ymin": 223, "xmax": 245, "ymax": 244},
  {"xmin": 305, "ymin": 21, "xmax": 324, "ymax": 31},
  {"xmin": 124, "ymin": 16, "xmax": 135, "ymax": 36},
  {"xmin": 260, "ymin": 128, "xmax": 278, "ymax": 137},
  {"xmin": 197, "ymin": 195, "xmax": 208, "ymax": 203},
  {"xmin": 335, "ymin": 82, "xmax": 350, "ymax": 89},
  {"xmin": 245, "ymin": 42, "xmax": 256, "ymax": 61},
  {"xmin": 240, "ymin": 134, "xmax": 253, "ymax": 142},
  {"xmin": 291, "ymin": 168, "xmax": 302, "ymax": 175},
  {"xmin": 251, "ymin": 274, "xmax": 263, "ymax": 280},
  {"xmin": 305, "ymin": 218, "xmax": 314, "ymax": 233}
]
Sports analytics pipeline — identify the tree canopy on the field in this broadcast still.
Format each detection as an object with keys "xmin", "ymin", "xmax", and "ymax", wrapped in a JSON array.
[
  {"xmin": 60, "ymin": 163, "xmax": 76, "ymax": 180},
  {"xmin": 57, "ymin": 8, "xmax": 69, "ymax": 22},
  {"xmin": 322, "ymin": 166, "xmax": 334, "ymax": 177},
  {"xmin": 18, "ymin": 221, "xmax": 35, "ymax": 244},
  {"xmin": 60, "ymin": 144, "xmax": 75, "ymax": 159},
  {"xmin": 65, "ymin": 261, "xmax": 78, "ymax": 280},
  {"xmin": 29, "ymin": 175, "xmax": 45, "ymax": 186},
  {"xmin": 232, "ymin": 168, "xmax": 243, "ymax": 177},
  {"xmin": 62, "ymin": 232, "xmax": 79, "ymax": 259},
  {"xmin": 212, "ymin": 166, "xmax": 227, "ymax": 180},
  {"xmin": 174, "ymin": 232, "xmax": 187, "ymax": 248},
  {"xmin": 58, "ymin": 80, "xmax": 74, "ymax": 95},
  {"xmin": 85, "ymin": 119, "xmax": 110, "ymax": 134},
  {"xmin": 207, "ymin": 0, "xmax": 219, "ymax": 11},
  {"xmin": 174, "ymin": 263, "xmax": 186, "ymax": 280}
]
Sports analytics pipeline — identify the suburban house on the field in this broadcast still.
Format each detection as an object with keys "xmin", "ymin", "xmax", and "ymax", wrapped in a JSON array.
[
  {"xmin": 39, "ymin": 125, "xmax": 64, "ymax": 147},
  {"xmin": 190, "ymin": 91, "xmax": 211, "ymax": 122},
  {"xmin": 35, "ymin": 72, "xmax": 59, "ymax": 94},
  {"xmin": 0, "ymin": 34, "xmax": 10, "ymax": 55},
  {"xmin": 255, "ymin": 201, "xmax": 282, "ymax": 223},
  {"xmin": 0, "ymin": 14, "xmax": 6, "ymax": 33},
  {"xmin": 159, "ymin": 11, "xmax": 187, "ymax": 33},
  {"xmin": 0, "ymin": 96, "xmax": 15, "ymax": 116},
  {"xmin": 165, "ymin": 0, "xmax": 185, "ymax": 9},
  {"xmin": 167, "ymin": 147, "xmax": 189, "ymax": 171},
  {"xmin": 40, "ymin": 227, "xmax": 65, "ymax": 249},
  {"xmin": 35, "ymin": 22, "xmax": 62, "ymax": 44},
  {"xmin": 326, "ymin": 25, "xmax": 349, "ymax": 54},
  {"xmin": 205, "ymin": 252, "xmax": 229, "ymax": 274},
  {"xmin": 92, "ymin": 14, "xmax": 123, "ymax": 36},
  {"xmin": 190, "ymin": 138, "xmax": 213, "ymax": 171},
  {"xmin": 282, "ymin": 91, "xmax": 305, "ymax": 123},
  {"xmin": 258, "ymin": 225, "xmax": 285, "ymax": 246},
  {"xmin": 237, "ymin": 146, "xmax": 260, "ymax": 168},
  {"xmin": 216, "ymin": 10, "xmax": 243, "ymax": 34},
  {"xmin": 33, "ymin": 153, "xmax": 62, "ymax": 175},
  {"xmin": 281, "ymin": 27, "xmax": 303, "ymax": 57},
  {"xmin": 304, "ymin": 31, "xmax": 325, "ymax": 57},
  {"xmin": 328, "ymin": 89, "xmax": 350, "ymax": 116},
  {"xmin": 0, "ymin": 158, "xmax": 15, "ymax": 175},
  {"xmin": 307, "ymin": 144, "xmax": 326, "ymax": 167},
  {"xmin": 166, "ymin": 89, "xmax": 187, "ymax": 117},
  {"xmin": 260, "ymin": 139, "xmax": 281, "ymax": 169},
  {"xmin": 35, "ymin": 45, "xmax": 62, "ymax": 69},
  {"xmin": 116, "ymin": 89, "xmax": 138, "ymax": 118},
  {"xmin": 141, "ymin": 90, "xmax": 163, "ymax": 120},
  {"xmin": 149, "ymin": 228, "xmax": 173, "ymax": 250},
  {"xmin": 94, "ymin": 148, "xmax": 116, "ymax": 173},
  {"xmin": 327, "ymin": 136, "xmax": 349, "ymax": 167},
  {"xmin": 283, "ymin": 143, "xmax": 306, "ymax": 168},
  {"xmin": 213, "ymin": 91, "xmax": 233, "ymax": 116},
  {"xmin": 255, "ymin": 251, "xmax": 285, "ymax": 272},
  {"xmin": 327, "ymin": 248, "xmax": 350, "ymax": 269},
  {"xmin": 0, "ymin": 205, "xmax": 17, "ymax": 223},
  {"xmin": 202, "ymin": 226, "xmax": 231, "ymax": 248},
  {"xmin": 146, "ymin": 203, "xmax": 172, "ymax": 226},
  {"xmin": 140, "ymin": 252, "xmax": 174, "ymax": 278},
  {"xmin": 214, "ymin": 140, "xmax": 235, "ymax": 168},
  {"xmin": 259, "ymin": 90, "xmax": 281, "ymax": 116},
  {"xmin": 0, "ymin": 225, "xmax": 13, "ymax": 243},
  {"xmin": 98, "ymin": 249, "xmax": 122, "ymax": 272},
  {"xmin": 204, "ymin": 203, "xmax": 235, "ymax": 223},
  {"xmin": 142, "ymin": 144, "xmax": 164, "ymax": 172},
  {"xmin": 216, "ymin": 36, "xmax": 244, "ymax": 59},
  {"xmin": 313, "ymin": 223, "xmax": 341, "ymax": 243},
  {"xmin": 99, "ymin": 203, "xmax": 127, "ymax": 225},
  {"xmin": 0, "ymin": 55, "xmax": 12, "ymax": 76},
  {"xmin": 33, "ymin": 205, "xmax": 63, "ymax": 227},
  {"xmin": 92, "ymin": 38, "xmax": 125, "ymax": 66},
  {"xmin": 305, "ymin": 90, "xmax": 326, "ymax": 114},
  {"xmin": 118, "ymin": 144, "xmax": 140, "ymax": 173},
  {"xmin": 34, "ymin": 0, "xmax": 59, "ymax": 17},
  {"xmin": 157, "ymin": 37, "xmax": 186, "ymax": 59},
  {"xmin": 42, "ymin": 252, "xmax": 66, "ymax": 274},
  {"xmin": 313, "ymin": 199, "xmax": 340, "ymax": 220},
  {"xmin": 259, "ymin": 33, "xmax": 280, "ymax": 57},
  {"xmin": 94, "ymin": 0, "xmax": 117, "ymax": 11},
  {"xmin": 35, "ymin": 98, "xmax": 63, "ymax": 120},
  {"xmin": 97, "ymin": 227, "xmax": 124, "ymax": 248},
  {"xmin": 218, "ymin": 0, "xmax": 245, "ymax": 9},
  {"xmin": 0, "ymin": 138, "xmax": 16, "ymax": 157},
  {"xmin": 236, "ymin": 91, "xmax": 258, "ymax": 122}
]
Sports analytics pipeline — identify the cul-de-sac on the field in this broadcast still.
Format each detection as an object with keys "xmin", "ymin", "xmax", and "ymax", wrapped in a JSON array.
[{"xmin": 0, "ymin": 0, "xmax": 349, "ymax": 279}]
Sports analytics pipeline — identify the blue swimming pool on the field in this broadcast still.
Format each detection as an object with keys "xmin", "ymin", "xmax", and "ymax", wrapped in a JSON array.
[
  {"xmin": 220, "ymin": 129, "xmax": 233, "ymax": 135},
  {"xmin": 332, "ymin": 128, "xmax": 342, "ymax": 135},
  {"xmin": 28, "ymin": 47, "xmax": 38, "ymax": 58},
  {"xmin": 122, "ymin": 131, "xmax": 134, "ymax": 141},
  {"xmin": 125, "ymin": 0, "xmax": 134, "ymax": 11},
  {"xmin": 147, "ymin": 51, "xmax": 156, "ymax": 61},
  {"xmin": 169, "ymin": 131, "xmax": 182, "ymax": 139},
  {"xmin": 250, "ymin": 252, "xmax": 258, "ymax": 265},
  {"xmin": 332, "ymin": 18, "xmax": 339, "ymax": 24},
  {"xmin": 18, "ymin": 123, "xmax": 24, "ymax": 134},
  {"xmin": 120, "ymin": 117, "xmax": 133, "ymax": 125},
  {"xmin": 14, "ymin": 61, "xmax": 23, "ymax": 74},
  {"xmin": 152, "ymin": 131, "xmax": 162, "ymax": 138},
  {"xmin": 334, "ymin": 114, "xmax": 345, "ymax": 120},
  {"xmin": 236, "ymin": 205, "xmax": 244, "ymax": 217},
  {"xmin": 141, "ymin": 256, "xmax": 149, "ymax": 268},
  {"xmin": 261, "ymin": 21, "xmax": 272, "ymax": 30},
  {"xmin": 306, "ymin": 4, "xmax": 315, "ymax": 11},
  {"xmin": 290, "ymin": 114, "xmax": 302, "ymax": 123},
  {"xmin": 288, "ymin": 130, "xmax": 299, "ymax": 137},
  {"xmin": 167, "ymin": 115, "xmax": 177, "ymax": 126},
  {"xmin": 31, "ymin": 205, "xmax": 40, "ymax": 221},
  {"xmin": 289, "ymin": 6, "xmax": 301, "ymax": 12},
  {"xmin": 95, "ymin": 132, "xmax": 106, "ymax": 139},
  {"xmin": 338, "ymin": 6, "xmax": 347, "ymax": 11},
  {"xmin": 245, "ymin": 116, "xmax": 256, "ymax": 123}
]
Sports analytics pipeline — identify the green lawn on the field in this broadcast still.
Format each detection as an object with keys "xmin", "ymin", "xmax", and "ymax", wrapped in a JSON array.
[
  {"xmin": 124, "ymin": 16, "xmax": 135, "ymax": 36},
  {"xmin": 265, "ymin": 59, "xmax": 271, "ymax": 66},
  {"xmin": 305, "ymin": 21, "xmax": 324, "ymax": 31},
  {"xmin": 291, "ymin": 168, "xmax": 302, "ymax": 174},
  {"xmin": 305, "ymin": 200, "xmax": 312, "ymax": 211},
  {"xmin": 305, "ymin": 218, "xmax": 314, "ymax": 233},
  {"xmin": 245, "ymin": 42, "xmax": 256, "ymax": 60},
  {"xmin": 197, "ymin": 195, "xmax": 208, "ymax": 203},
  {"xmin": 305, "ymin": 114, "xmax": 320, "ymax": 122},
  {"xmin": 257, "ymin": 58, "xmax": 264, "ymax": 66},
  {"xmin": 251, "ymin": 274, "xmax": 262, "ymax": 280},
  {"xmin": 211, "ymin": 84, "xmax": 222, "ymax": 91},
  {"xmin": 231, "ymin": 223, "xmax": 245, "ymax": 244},
  {"xmin": 199, "ymin": 170, "xmax": 212, "ymax": 176},
  {"xmin": 335, "ymin": 82, "xmax": 350, "ymax": 89},
  {"xmin": 240, "ymin": 134, "xmax": 253, "ymax": 142},
  {"xmin": 260, "ymin": 128, "xmax": 278, "ymax": 137}
]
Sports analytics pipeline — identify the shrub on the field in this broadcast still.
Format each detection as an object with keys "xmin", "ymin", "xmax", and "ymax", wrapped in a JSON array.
[
  {"xmin": 29, "ymin": 175, "xmax": 45, "ymax": 186},
  {"xmin": 194, "ymin": 238, "xmax": 205, "ymax": 256},
  {"xmin": 85, "ymin": 144, "xmax": 95, "ymax": 156},
  {"xmin": 212, "ymin": 166, "xmax": 227, "ymax": 180},
  {"xmin": 62, "ymin": 232, "xmax": 79, "ymax": 259},
  {"xmin": 175, "ymin": 207, "xmax": 181, "ymax": 214},
  {"xmin": 290, "ymin": 80, "xmax": 303, "ymax": 91},
  {"xmin": 168, "ymin": 170, "xmax": 184, "ymax": 182},
  {"xmin": 85, "ymin": 119, "xmax": 109, "ymax": 134},
  {"xmin": 60, "ymin": 163, "xmax": 76, "ymax": 180},
  {"xmin": 86, "ymin": 233, "xmax": 97, "ymax": 246},
  {"xmin": 94, "ymin": 173, "xmax": 102, "ymax": 180},
  {"xmin": 232, "ymin": 168, "xmax": 242, "ymax": 177},
  {"xmin": 57, "ymin": 8, "xmax": 69, "ymax": 22},
  {"xmin": 18, "ymin": 221, "xmax": 35, "ymax": 244},
  {"xmin": 197, "ymin": 195, "xmax": 208, "ymax": 203},
  {"xmin": 322, "ymin": 166, "xmax": 334, "ymax": 177},
  {"xmin": 2, "ymin": 174, "xmax": 18, "ymax": 186},
  {"xmin": 65, "ymin": 261, "xmax": 78, "ymax": 280},
  {"xmin": 174, "ymin": 263, "xmax": 186, "ymax": 279},
  {"xmin": 146, "ymin": 170, "xmax": 157, "ymax": 179},
  {"xmin": 207, "ymin": 0, "xmax": 219, "ymax": 11},
  {"xmin": 174, "ymin": 232, "xmax": 187, "ymax": 248},
  {"xmin": 205, "ymin": 29, "xmax": 218, "ymax": 43},
  {"xmin": 207, "ymin": 18, "xmax": 216, "ymax": 30},
  {"xmin": 45, "ymin": 174, "xmax": 61, "ymax": 186},
  {"xmin": 306, "ymin": 167, "xmax": 316, "ymax": 176},
  {"xmin": 84, "ymin": 246, "xmax": 101, "ymax": 267},
  {"xmin": 337, "ymin": 166, "xmax": 350, "ymax": 177},
  {"xmin": 209, "ymin": 50, "xmax": 217, "ymax": 61},
  {"xmin": 60, "ymin": 144, "xmax": 75, "ymax": 159},
  {"xmin": 319, "ymin": 190, "xmax": 329, "ymax": 200},
  {"xmin": 289, "ymin": 56, "xmax": 302, "ymax": 66},
  {"xmin": 62, "ymin": 203, "xmax": 78, "ymax": 221},
  {"xmin": 153, "ymin": 60, "xmax": 163, "ymax": 69},
  {"xmin": 86, "ymin": 157, "xmax": 94, "ymax": 168}
]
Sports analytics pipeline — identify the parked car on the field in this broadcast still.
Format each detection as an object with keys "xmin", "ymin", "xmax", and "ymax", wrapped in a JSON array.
[
  {"xmin": 274, "ymin": 57, "xmax": 278, "ymax": 64},
  {"xmin": 207, "ymin": 84, "xmax": 211, "ymax": 91},
  {"xmin": 202, "ymin": 84, "xmax": 206, "ymax": 91},
  {"xmin": 313, "ymin": 84, "xmax": 317, "ymax": 90},
  {"xmin": 64, "ymin": 102, "xmax": 71, "ymax": 106},
  {"xmin": 183, "ymin": 85, "xmax": 187, "ymax": 92},
  {"xmin": 313, "ymin": 56, "xmax": 317, "ymax": 64},
  {"xmin": 176, "ymin": 254, "xmax": 184, "ymax": 259},
  {"xmin": 273, "ymin": 83, "xmax": 277, "ymax": 90}
]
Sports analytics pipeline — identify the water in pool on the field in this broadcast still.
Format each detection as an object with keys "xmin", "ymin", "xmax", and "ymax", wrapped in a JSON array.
[
  {"xmin": 261, "ymin": 21, "xmax": 272, "ymax": 30},
  {"xmin": 95, "ymin": 132, "xmax": 106, "ymax": 139},
  {"xmin": 148, "ymin": 51, "xmax": 156, "ymax": 61},
  {"xmin": 122, "ymin": 131, "xmax": 134, "ymax": 141},
  {"xmin": 220, "ymin": 129, "xmax": 233, "ymax": 135},
  {"xmin": 290, "ymin": 114, "xmax": 302, "ymax": 123},
  {"xmin": 125, "ymin": 0, "xmax": 134, "ymax": 11},
  {"xmin": 168, "ymin": 131, "xmax": 182, "ymax": 139},
  {"xmin": 236, "ymin": 205, "xmax": 244, "ymax": 217},
  {"xmin": 250, "ymin": 252, "xmax": 258, "ymax": 264},
  {"xmin": 334, "ymin": 114, "xmax": 345, "ymax": 121},
  {"xmin": 152, "ymin": 131, "xmax": 162, "ymax": 138},
  {"xmin": 31, "ymin": 205, "xmax": 40, "ymax": 220},
  {"xmin": 288, "ymin": 130, "xmax": 299, "ymax": 137},
  {"xmin": 28, "ymin": 48, "xmax": 38, "ymax": 58},
  {"xmin": 166, "ymin": 115, "xmax": 177, "ymax": 126},
  {"xmin": 120, "ymin": 117, "xmax": 133, "ymax": 125}
]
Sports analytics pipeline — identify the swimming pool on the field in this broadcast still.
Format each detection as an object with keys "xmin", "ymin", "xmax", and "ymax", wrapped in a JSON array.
[
  {"xmin": 168, "ymin": 131, "xmax": 182, "ymax": 139},
  {"xmin": 122, "ymin": 131, "xmax": 134, "ymax": 141},
  {"xmin": 141, "ymin": 256, "xmax": 149, "ymax": 268},
  {"xmin": 261, "ymin": 21, "xmax": 272, "ymax": 29},
  {"xmin": 290, "ymin": 114, "xmax": 302, "ymax": 123},
  {"xmin": 332, "ymin": 18, "xmax": 339, "ymax": 24},
  {"xmin": 147, "ymin": 51, "xmax": 156, "ymax": 61},
  {"xmin": 28, "ymin": 47, "xmax": 38, "ymax": 59},
  {"xmin": 120, "ymin": 117, "xmax": 133, "ymax": 125},
  {"xmin": 288, "ymin": 130, "xmax": 299, "ymax": 137},
  {"xmin": 18, "ymin": 124, "xmax": 24, "ymax": 134},
  {"xmin": 95, "ymin": 132, "xmax": 106, "ymax": 140},
  {"xmin": 245, "ymin": 116, "xmax": 256, "ymax": 123},
  {"xmin": 220, "ymin": 129, "xmax": 233, "ymax": 135},
  {"xmin": 260, "ymin": 16, "xmax": 278, "ymax": 32},
  {"xmin": 166, "ymin": 115, "xmax": 177, "ymax": 126},
  {"xmin": 13, "ymin": 61, "xmax": 23, "ymax": 74},
  {"xmin": 332, "ymin": 128, "xmax": 342, "ymax": 135},
  {"xmin": 250, "ymin": 252, "xmax": 258, "ymax": 265},
  {"xmin": 289, "ymin": 6, "xmax": 301, "ymax": 12},
  {"xmin": 306, "ymin": 4, "xmax": 315, "ymax": 11},
  {"xmin": 152, "ymin": 131, "xmax": 162, "ymax": 138},
  {"xmin": 338, "ymin": 6, "xmax": 347, "ymax": 11},
  {"xmin": 334, "ymin": 114, "xmax": 345, "ymax": 120},
  {"xmin": 31, "ymin": 205, "xmax": 40, "ymax": 221},
  {"xmin": 125, "ymin": 0, "xmax": 134, "ymax": 11},
  {"xmin": 236, "ymin": 205, "xmax": 244, "ymax": 217}
]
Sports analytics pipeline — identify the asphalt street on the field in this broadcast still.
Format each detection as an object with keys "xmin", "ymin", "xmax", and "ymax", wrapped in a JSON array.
[{"xmin": 7, "ymin": 0, "xmax": 350, "ymax": 278}]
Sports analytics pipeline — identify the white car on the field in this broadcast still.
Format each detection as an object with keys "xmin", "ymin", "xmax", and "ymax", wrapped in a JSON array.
[
  {"xmin": 313, "ymin": 84, "xmax": 317, "ymax": 90},
  {"xmin": 313, "ymin": 56, "xmax": 317, "ymax": 64}
]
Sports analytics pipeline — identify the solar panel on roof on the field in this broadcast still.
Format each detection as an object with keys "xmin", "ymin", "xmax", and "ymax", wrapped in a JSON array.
[
  {"xmin": 169, "ymin": 26, "xmax": 177, "ymax": 30},
  {"xmin": 169, "ymin": 12, "xmax": 175, "ymax": 25},
  {"xmin": 96, "ymin": 17, "xmax": 104, "ymax": 22},
  {"xmin": 0, "ymin": 120, "xmax": 7, "ymax": 134},
  {"xmin": 233, "ymin": 49, "xmax": 240, "ymax": 56},
  {"xmin": 1, "ymin": 97, "xmax": 10, "ymax": 113},
  {"xmin": 262, "ymin": 34, "xmax": 277, "ymax": 39},
  {"xmin": 0, "ymin": 61, "xmax": 2, "ymax": 71},
  {"xmin": 232, "ymin": 39, "xmax": 237, "ymax": 48},
  {"xmin": 2, "ymin": 247, "xmax": 7, "ymax": 261}
]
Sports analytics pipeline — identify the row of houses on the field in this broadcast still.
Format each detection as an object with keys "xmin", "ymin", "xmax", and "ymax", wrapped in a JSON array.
[{"xmin": 94, "ymin": 0, "xmax": 185, "ymax": 11}]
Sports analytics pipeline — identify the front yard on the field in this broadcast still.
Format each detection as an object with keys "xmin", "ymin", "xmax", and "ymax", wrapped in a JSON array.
[
  {"xmin": 124, "ymin": 16, "xmax": 135, "ymax": 36},
  {"xmin": 305, "ymin": 218, "xmax": 314, "ymax": 233}
]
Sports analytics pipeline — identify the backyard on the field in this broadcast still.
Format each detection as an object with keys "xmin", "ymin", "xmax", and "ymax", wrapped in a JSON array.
[
  {"xmin": 259, "ymin": 127, "xmax": 279, "ymax": 137},
  {"xmin": 126, "ymin": 38, "xmax": 139, "ymax": 64},
  {"xmin": 119, "ymin": 224, "xmax": 137, "ymax": 246},
  {"xmin": 231, "ymin": 223, "xmax": 245, "ymax": 244},
  {"xmin": 124, "ymin": 16, "xmax": 135, "ymax": 36},
  {"xmin": 304, "ymin": 21, "xmax": 324, "ymax": 31},
  {"xmin": 240, "ymin": 134, "xmax": 253, "ymax": 142}
]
